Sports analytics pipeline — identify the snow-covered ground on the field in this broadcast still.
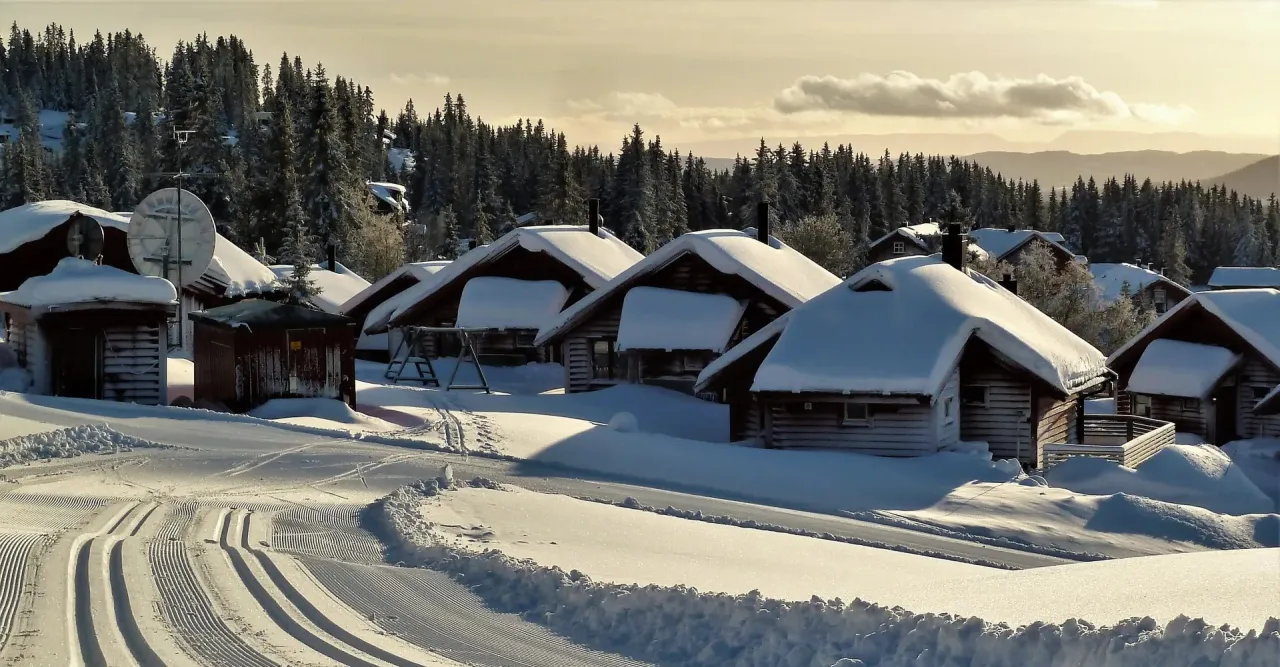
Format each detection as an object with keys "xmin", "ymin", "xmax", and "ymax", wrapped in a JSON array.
[{"xmin": 415, "ymin": 484, "xmax": 1279, "ymax": 631}]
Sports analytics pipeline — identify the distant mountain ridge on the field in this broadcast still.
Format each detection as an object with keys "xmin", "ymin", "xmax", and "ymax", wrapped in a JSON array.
[
  {"xmin": 963, "ymin": 151, "xmax": 1269, "ymax": 189},
  {"xmin": 1210, "ymin": 156, "xmax": 1279, "ymax": 200}
]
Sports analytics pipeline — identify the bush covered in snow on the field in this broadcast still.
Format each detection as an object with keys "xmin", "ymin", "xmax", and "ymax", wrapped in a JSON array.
[
  {"xmin": 364, "ymin": 482, "xmax": 1280, "ymax": 667},
  {"xmin": 0, "ymin": 423, "xmax": 171, "ymax": 467}
]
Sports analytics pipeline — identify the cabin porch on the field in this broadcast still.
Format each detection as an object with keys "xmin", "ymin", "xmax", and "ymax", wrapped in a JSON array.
[{"xmin": 1040, "ymin": 414, "xmax": 1176, "ymax": 469}]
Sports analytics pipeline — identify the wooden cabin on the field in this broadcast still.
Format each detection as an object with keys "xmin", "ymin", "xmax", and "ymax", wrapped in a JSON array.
[
  {"xmin": 0, "ymin": 201, "xmax": 283, "ymax": 353},
  {"xmin": 867, "ymin": 222, "xmax": 1076, "ymax": 269},
  {"xmin": 367, "ymin": 182, "xmax": 410, "ymax": 216},
  {"xmin": 0, "ymin": 259, "xmax": 176, "ymax": 404},
  {"xmin": 1108, "ymin": 289, "xmax": 1280, "ymax": 445},
  {"xmin": 340, "ymin": 260, "xmax": 450, "ymax": 361},
  {"xmin": 695, "ymin": 225, "xmax": 1121, "ymax": 469},
  {"xmin": 1207, "ymin": 266, "xmax": 1280, "ymax": 291},
  {"xmin": 1090, "ymin": 263, "xmax": 1192, "ymax": 316},
  {"xmin": 534, "ymin": 214, "xmax": 840, "ymax": 397},
  {"xmin": 188, "ymin": 300, "xmax": 358, "ymax": 413},
  {"xmin": 367, "ymin": 221, "xmax": 642, "ymax": 367}
]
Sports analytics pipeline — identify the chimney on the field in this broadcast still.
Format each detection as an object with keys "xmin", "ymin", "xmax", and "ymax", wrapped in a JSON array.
[
  {"xmin": 999, "ymin": 272, "xmax": 1019, "ymax": 295},
  {"xmin": 468, "ymin": 238, "xmax": 478, "ymax": 250},
  {"xmin": 756, "ymin": 201, "xmax": 771, "ymax": 244},
  {"xmin": 588, "ymin": 198, "xmax": 601, "ymax": 236},
  {"xmin": 942, "ymin": 223, "xmax": 968, "ymax": 272},
  {"xmin": 327, "ymin": 244, "xmax": 337, "ymax": 272},
  {"xmin": 1006, "ymin": 222, "xmax": 1016, "ymax": 233}
]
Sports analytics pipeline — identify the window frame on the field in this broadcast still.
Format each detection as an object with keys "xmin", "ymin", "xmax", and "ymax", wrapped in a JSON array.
[
  {"xmin": 1133, "ymin": 393, "xmax": 1152, "ymax": 417},
  {"xmin": 892, "ymin": 241, "xmax": 906, "ymax": 255},
  {"xmin": 1180, "ymin": 397, "xmax": 1199, "ymax": 411},
  {"xmin": 960, "ymin": 385, "xmax": 989, "ymax": 408},
  {"xmin": 591, "ymin": 338, "xmax": 621, "ymax": 381},
  {"xmin": 943, "ymin": 397, "xmax": 955, "ymax": 425},
  {"xmin": 1250, "ymin": 385, "xmax": 1271, "ymax": 401},
  {"xmin": 842, "ymin": 402, "xmax": 871, "ymax": 426}
]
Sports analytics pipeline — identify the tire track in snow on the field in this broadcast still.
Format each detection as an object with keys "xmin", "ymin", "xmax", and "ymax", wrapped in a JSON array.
[
  {"xmin": 73, "ymin": 501, "xmax": 141, "ymax": 667},
  {"xmin": 268, "ymin": 504, "xmax": 385, "ymax": 565},
  {"xmin": 299, "ymin": 558, "xmax": 650, "ymax": 667},
  {"xmin": 147, "ymin": 502, "xmax": 280, "ymax": 667},
  {"xmin": 0, "ymin": 532, "xmax": 43, "ymax": 653},
  {"xmin": 218, "ymin": 443, "xmax": 320, "ymax": 478}
]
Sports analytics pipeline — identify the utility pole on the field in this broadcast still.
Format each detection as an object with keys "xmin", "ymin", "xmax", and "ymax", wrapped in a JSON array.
[{"xmin": 146, "ymin": 126, "xmax": 207, "ymax": 352}]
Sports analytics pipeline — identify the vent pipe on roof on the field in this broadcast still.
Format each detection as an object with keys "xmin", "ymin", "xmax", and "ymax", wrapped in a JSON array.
[
  {"xmin": 757, "ymin": 201, "xmax": 771, "ymax": 244},
  {"xmin": 327, "ymin": 244, "xmax": 337, "ymax": 272},
  {"xmin": 1006, "ymin": 222, "xmax": 1016, "ymax": 233},
  {"xmin": 588, "ymin": 198, "xmax": 601, "ymax": 236},
  {"xmin": 942, "ymin": 223, "xmax": 968, "ymax": 272}
]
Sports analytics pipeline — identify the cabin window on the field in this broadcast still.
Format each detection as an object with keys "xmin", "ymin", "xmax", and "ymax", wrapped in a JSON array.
[
  {"xmin": 892, "ymin": 241, "xmax": 906, "ymax": 255},
  {"xmin": 1132, "ymin": 394, "xmax": 1152, "ymax": 417},
  {"xmin": 843, "ymin": 402, "xmax": 870, "ymax": 426},
  {"xmin": 1181, "ymin": 397, "xmax": 1199, "ymax": 411},
  {"xmin": 943, "ymin": 397, "xmax": 955, "ymax": 425},
  {"xmin": 516, "ymin": 332, "xmax": 537, "ymax": 348},
  {"xmin": 1250, "ymin": 385, "xmax": 1271, "ymax": 401},
  {"xmin": 592, "ymin": 339, "xmax": 621, "ymax": 380},
  {"xmin": 961, "ymin": 385, "xmax": 989, "ymax": 408}
]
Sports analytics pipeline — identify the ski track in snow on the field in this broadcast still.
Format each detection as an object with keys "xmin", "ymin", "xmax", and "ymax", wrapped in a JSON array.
[
  {"xmin": 0, "ymin": 532, "xmax": 41, "ymax": 649},
  {"xmin": 148, "ymin": 502, "xmax": 280, "ymax": 667}
]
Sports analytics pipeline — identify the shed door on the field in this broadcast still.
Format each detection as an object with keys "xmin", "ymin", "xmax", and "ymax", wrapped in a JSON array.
[
  {"xmin": 52, "ymin": 327, "xmax": 103, "ymax": 400},
  {"xmin": 286, "ymin": 328, "xmax": 337, "ymax": 399},
  {"xmin": 1213, "ymin": 386, "xmax": 1237, "ymax": 446}
]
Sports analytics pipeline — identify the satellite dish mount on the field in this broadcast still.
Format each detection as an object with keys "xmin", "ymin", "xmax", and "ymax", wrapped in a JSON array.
[
  {"xmin": 129, "ymin": 187, "xmax": 217, "ymax": 350},
  {"xmin": 65, "ymin": 212, "xmax": 106, "ymax": 262}
]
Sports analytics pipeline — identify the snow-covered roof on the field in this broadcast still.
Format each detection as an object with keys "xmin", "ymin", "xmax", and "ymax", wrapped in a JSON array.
[
  {"xmin": 340, "ymin": 260, "xmax": 450, "ymax": 316},
  {"xmin": 1090, "ymin": 263, "xmax": 1190, "ymax": 304},
  {"xmin": 1109, "ymin": 289, "xmax": 1280, "ymax": 375},
  {"xmin": 368, "ymin": 182, "xmax": 409, "ymax": 213},
  {"xmin": 694, "ymin": 311, "xmax": 791, "ymax": 393},
  {"xmin": 0, "ymin": 201, "xmax": 129, "ymax": 255},
  {"xmin": 377, "ymin": 225, "xmax": 642, "ymax": 332},
  {"xmin": 869, "ymin": 222, "xmax": 940, "ymax": 252},
  {"xmin": 967, "ymin": 228, "xmax": 1071, "ymax": 261},
  {"xmin": 533, "ymin": 229, "xmax": 840, "ymax": 346},
  {"xmin": 616, "ymin": 287, "xmax": 747, "ymax": 353},
  {"xmin": 1207, "ymin": 267, "xmax": 1280, "ymax": 289},
  {"xmin": 0, "ymin": 257, "xmax": 176, "ymax": 308},
  {"xmin": 702, "ymin": 255, "xmax": 1108, "ymax": 397},
  {"xmin": 269, "ymin": 264, "xmax": 370, "ymax": 314},
  {"xmin": 1125, "ymin": 339, "xmax": 1240, "ymax": 399},
  {"xmin": 455, "ymin": 277, "xmax": 569, "ymax": 330}
]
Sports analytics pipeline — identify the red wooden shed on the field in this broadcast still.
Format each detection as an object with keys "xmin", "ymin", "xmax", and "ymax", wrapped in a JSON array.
[{"xmin": 188, "ymin": 299, "xmax": 358, "ymax": 412}]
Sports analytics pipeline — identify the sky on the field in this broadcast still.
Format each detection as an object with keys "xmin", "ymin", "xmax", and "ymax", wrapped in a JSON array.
[{"xmin": 7, "ymin": 0, "xmax": 1280, "ymax": 156}]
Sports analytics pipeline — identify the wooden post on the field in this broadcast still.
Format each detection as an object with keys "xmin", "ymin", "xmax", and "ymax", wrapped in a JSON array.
[
  {"xmin": 1075, "ymin": 395, "xmax": 1086, "ymax": 443},
  {"xmin": 1126, "ymin": 417, "xmax": 1134, "ymax": 442}
]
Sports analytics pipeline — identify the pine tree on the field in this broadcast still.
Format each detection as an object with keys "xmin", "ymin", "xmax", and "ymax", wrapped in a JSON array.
[
  {"xmin": 437, "ymin": 204, "xmax": 460, "ymax": 259},
  {"xmin": 278, "ymin": 195, "xmax": 320, "ymax": 307},
  {"xmin": 301, "ymin": 63, "xmax": 351, "ymax": 247},
  {"xmin": 1158, "ymin": 210, "xmax": 1191, "ymax": 287}
]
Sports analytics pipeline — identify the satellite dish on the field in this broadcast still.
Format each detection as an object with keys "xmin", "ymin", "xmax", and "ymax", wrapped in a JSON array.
[
  {"xmin": 128, "ymin": 188, "xmax": 217, "ymax": 288},
  {"xmin": 65, "ymin": 213, "xmax": 105, "ymax": 261}
]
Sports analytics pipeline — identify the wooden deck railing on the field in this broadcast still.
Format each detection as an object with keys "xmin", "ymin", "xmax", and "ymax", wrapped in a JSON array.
[{"xmin": 1042, "ymin": 414, "xmax": 1176, "ymax": 469}]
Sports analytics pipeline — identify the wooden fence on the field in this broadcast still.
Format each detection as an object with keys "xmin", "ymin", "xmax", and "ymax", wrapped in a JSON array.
[{"xmin": 1042, "ymin": 414, "xmax": 1176, "ymax": 469}]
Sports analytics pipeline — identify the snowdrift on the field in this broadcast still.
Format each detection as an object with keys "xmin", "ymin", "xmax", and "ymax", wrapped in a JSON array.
[
  {"xmin": 1046, "ymin": 444, "xmax": 1276, "ymax": 515},
  {"xmin": 0, "ymin": 423, "xmax": 170, "ymax": 466},
  {"xmin": 247, "ymin": 398, "xmax": 397, "ymax": 430},
  {"xmin": 366, "ymin": 482, "xmax": 1280, "ymax": 667}
]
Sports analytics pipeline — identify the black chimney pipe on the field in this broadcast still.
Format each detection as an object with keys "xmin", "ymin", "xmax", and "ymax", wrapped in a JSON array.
[
  {"xmin": 1006, "ymin": 222, "xmax": 1016, "ymax": 233},
  {"xmin": 757, "ymin": 201, "xmax": 771, "ymax": 244},
  {"xmin": 327, "ymin": 244, "xmax": 337, "ymax": 272},
  {"xmin": 588, "ymin": 198, "xmax": 601, "ymax": 236},
  {"xmin": 942, "ymin": 223, "xmax": 967, "ymax": 272},
  {"xmin": 999, "ymin": 272, "xmax": 1018, "ymax": 295}
]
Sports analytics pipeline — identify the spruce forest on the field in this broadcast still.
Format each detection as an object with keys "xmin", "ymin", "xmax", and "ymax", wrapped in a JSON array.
[{"xmin": 1, "ymin": 22, "xmax": 1277, "ymax": 287}]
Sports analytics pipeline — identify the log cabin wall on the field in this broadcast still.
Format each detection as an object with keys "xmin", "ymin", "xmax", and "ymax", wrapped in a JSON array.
[
  {"xmin": 761, "ymin": 392, "xmax": 939, "ymax": 456},
  {"xmin": 959, "ymin": 345, "xmax": 1035, "ymax": 461},
  {"xmin": 867, "ymin": 232, "xmax": 932, "ymax": 265},
  {"xmin": 1034, "ymin": 395, "xmax": 1077, "ymax": 468},
  {"xmin": 563, "ymin": 302, "xmax": 622, "ymax": 392},
  {"xmin": 1124, "ymin": 393, "xmax": 1209, "ymax": 437},
  {"xmin": 1236, "ymin": 355, "xmax": 1280, "ymax": 438}
]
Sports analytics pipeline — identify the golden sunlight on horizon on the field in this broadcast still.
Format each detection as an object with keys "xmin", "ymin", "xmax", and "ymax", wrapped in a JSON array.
[{"xmin": 7, "ymin": 0, "xmax": 1279, "ymax": 155}]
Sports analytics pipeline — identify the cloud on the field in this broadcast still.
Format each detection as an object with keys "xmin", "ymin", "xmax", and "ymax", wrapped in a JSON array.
[
  {"xmin": 388, "ymin": 72, "xmax": 451, "ymax": 87},
  {"xmin": 565, "ymin": 92, "xmax": 777, "ymax": 131},
  {"xmin": 774, "ymin": 71, "xmax": 1192, "ymax": 125}
]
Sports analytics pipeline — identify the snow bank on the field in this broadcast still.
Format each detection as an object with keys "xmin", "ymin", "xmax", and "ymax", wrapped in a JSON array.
[
  {"xmin": 1, "ymin": 258, "xmax": 176, "ymax": 307},
  {"xmin": 1125, "ymin": 339, "xmax": 1241, "ymax": 398},
  {"xmin": 269, "ymin": 264, "xmax": 370, "ymax": 314},
  {"xmin": 0, "ymin": 368, "xmax": 30, "ymax": 393},
  {"xmin": 535, "ymin": 228, "xmax": 839, "ymax": 347},
  {"xmin": 166, "ymin": 355, "xmax": 193, "ymax": 404},
  {"xmin": 366, "ymin": 483, "xmax": 1280, "ymax": 667},
  {"xmin": 455, "ymin": 277, "xmax": 569, "ymax": 329},
  {"xmin": 617, "ymin": 287, "xmax": 746, "ymax": 352},
  {"xmin": 1090, "ymin": 263, "xmax": 1188, "ymax": 304},
  {"xmin": 752, "ymin": 256, "xmax": 1106, "ymax": 396},
  {"xmin": 0, "ymin": 423, "xmax": 171, "ymax": 466},
  {"xmin": 1224, "ymin": 439, "xmax": 1280, "ymax": 506},
  {"xmin": 247, "ymin": 398, "xmax": 397, "ymax": 431},
  {"xmin": 1208, "ymin": 266, "xmax": 1280, "ymax": 289},
  {"xmin": 1046, "ymin": 444, "xmax": 1275, "ymax": 515},
  {"xmin": 0, "ymin": 200, "xmax": 129, "ymax": 254}
]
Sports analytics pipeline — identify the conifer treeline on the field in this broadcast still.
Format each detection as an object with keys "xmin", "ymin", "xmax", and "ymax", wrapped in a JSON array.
[{"xmin": 1, "ymin": 22, "xmax": 1275, "ymax": 284}]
